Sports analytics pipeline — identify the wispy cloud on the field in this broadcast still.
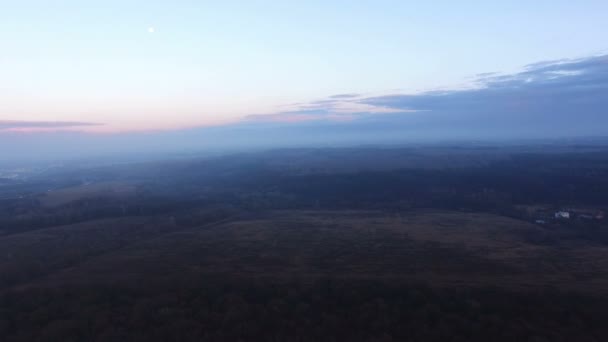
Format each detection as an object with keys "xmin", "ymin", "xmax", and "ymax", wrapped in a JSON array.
[
  {"xmin": 245, "ymin": 112, "xmax": 322, "ymax": 123},
  {"xmin": 241, "ymin": 54, "xmax": 608, "ymax": 139},
  {"xmin": 328, "ymin": 93, "xmax": 361, "ymax": 99},
  {"xmin": 360, "ymin": 54, "xmax": 608, "ymax": 116},
  {"xmin": 244, "ymin": 95, "xmax": 402, "ymax": 124}
]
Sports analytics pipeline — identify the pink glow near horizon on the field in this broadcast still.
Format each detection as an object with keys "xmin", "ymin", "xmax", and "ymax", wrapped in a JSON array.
[{"xmin": 0, "ymin": 95, "xmax": 409, "ymax": 134}]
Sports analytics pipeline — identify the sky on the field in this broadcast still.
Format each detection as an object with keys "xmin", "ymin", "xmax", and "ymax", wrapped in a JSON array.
[{"xmin": 1, "ymin": 1, "xmax": 608, "ymax": 160}]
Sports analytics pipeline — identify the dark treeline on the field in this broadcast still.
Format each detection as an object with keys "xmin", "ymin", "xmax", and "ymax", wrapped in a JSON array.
[
  {"xmin": 276, "ymin": 154, "xmax": 608, "ymax": 209},
  {"xmin": 2, "ymin": 279, "xmax": 607, "ymax": 342},
  {"xmin": 3, "ymin": 151, "xmax": 608, "ymax": 233}
]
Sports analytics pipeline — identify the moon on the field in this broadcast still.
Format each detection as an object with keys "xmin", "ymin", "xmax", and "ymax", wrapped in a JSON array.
[{"xmin": 148, "ymin": 27, "xmax": 155, "ymax": 33}]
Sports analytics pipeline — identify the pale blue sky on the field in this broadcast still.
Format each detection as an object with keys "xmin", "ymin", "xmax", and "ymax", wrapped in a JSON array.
[{"xmin": 1, "ymin": 1, "xmax": 607, "ymax": 131}]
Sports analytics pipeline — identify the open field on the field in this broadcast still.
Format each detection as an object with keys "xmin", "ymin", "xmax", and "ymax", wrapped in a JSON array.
[
  {"xmin": 3, "ymin": 209, "xmax": 608, "ymax": 341},
  {"xmin": 2, "ymin": 210, "xmax": 605, "ymax": 295},
  {"xmin": 39, "ymin": 181, "xmax": 137, "ymax": 208}
]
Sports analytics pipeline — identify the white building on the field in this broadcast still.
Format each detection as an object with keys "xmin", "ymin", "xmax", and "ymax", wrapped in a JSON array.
[{"xmin": 555, "ymin": 211, "xmax": 570, "ymax": 219}]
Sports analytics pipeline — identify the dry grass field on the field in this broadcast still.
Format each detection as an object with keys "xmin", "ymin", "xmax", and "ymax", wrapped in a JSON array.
[
  {"xmin": 5, "ymin": 210, "xmax": 607, "ymax": 295},
  {"xmin": 38, "ymin": 181, "xmax": 137, "ymax": 208}
]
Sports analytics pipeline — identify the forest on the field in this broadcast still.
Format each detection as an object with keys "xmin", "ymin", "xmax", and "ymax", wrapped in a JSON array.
[{"xmin": 1, "ymin": 145, "xmax": 608, "ymax": 341}]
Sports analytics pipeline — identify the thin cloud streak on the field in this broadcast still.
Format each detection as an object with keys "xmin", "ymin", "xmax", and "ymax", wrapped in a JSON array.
[{"xmin": 0, "ymin": 120, "xmax": 103, "ymax": 131}]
